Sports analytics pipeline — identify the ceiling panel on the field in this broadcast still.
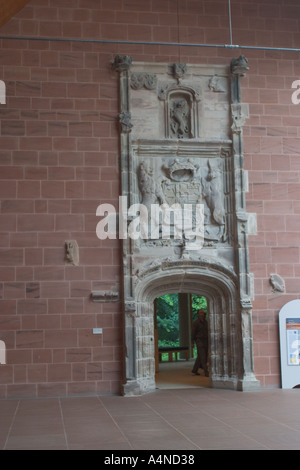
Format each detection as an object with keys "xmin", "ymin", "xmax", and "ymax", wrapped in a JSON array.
[{"xmin": 0, "ymin": 0, "xmax": 31, "ymax": 28}]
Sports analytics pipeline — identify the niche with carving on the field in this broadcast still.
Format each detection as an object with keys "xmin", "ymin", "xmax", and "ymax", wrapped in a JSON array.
[
  {"xmin": 169, "ymin": 92, "xmax": 192, "ymax": 139},
  {"xmin": 159, "ymin": 85, "xmax": 201, "ymax": 139}
]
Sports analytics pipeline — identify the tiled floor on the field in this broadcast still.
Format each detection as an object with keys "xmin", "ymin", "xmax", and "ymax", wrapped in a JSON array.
[{"xmin": 2, "ymin": 386, "xmax": 300, "ymax": 450}]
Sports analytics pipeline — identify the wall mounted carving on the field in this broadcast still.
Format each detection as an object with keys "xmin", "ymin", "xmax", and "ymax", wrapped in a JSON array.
[
  {"xmin": 270, "ymin": 274, "xmax": 285, "ymax": 294},
  {"xmin": 65, "ymin": 240, "xmax": 79, "ymax": 266},
  {"xmin": 91, "ymin": 291, "xmax": 120, "ymax": 302},
  {"xmin": 113, "ymin": 56, "xmax": 259, "ymax": 395},
  {"xmin": 130, "ymin": 72, "xmax": 157, "ymax": 90},
  {"xmin": 158, "ymin": 81, "xmax": 201, "ymax": 139}
]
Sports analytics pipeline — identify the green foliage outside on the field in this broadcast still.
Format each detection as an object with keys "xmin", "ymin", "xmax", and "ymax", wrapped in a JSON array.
[{"xmin": 156, "ymin": 294, "xmax": 207, "ymax": 348}]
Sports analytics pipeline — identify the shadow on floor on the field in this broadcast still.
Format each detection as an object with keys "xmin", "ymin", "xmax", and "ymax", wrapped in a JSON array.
[{"xmin": 155, "ymin": 359, "xmax": 210, "ymax": 389}]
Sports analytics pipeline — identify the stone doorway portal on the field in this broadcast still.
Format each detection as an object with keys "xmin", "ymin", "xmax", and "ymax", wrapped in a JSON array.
[
  {"xmin": 123, "ymin": 263, "xmax": 259, "ymax": 395},
  {"xmin": 112, "ymin": 55, "xmax": 260, "ymax": 396}
]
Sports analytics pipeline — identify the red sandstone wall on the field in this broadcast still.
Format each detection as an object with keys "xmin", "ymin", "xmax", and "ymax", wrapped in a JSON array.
[{"xmin": 0, "ymin": 0, "xmax": 299, "ymax": 397}]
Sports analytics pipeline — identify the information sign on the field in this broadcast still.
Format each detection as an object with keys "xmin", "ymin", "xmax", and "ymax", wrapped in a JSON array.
[
  {"xmin": 286, "ymin": 318, "xmax": 300, "ymax": 366},
  {"xmin": 279, "ymin": 300, "xmax": 300, "ymax": 388}
]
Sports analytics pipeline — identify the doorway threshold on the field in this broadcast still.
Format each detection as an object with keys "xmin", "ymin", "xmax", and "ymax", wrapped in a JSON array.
[{"xmin": 155, "ymin": 360, "xmax": 210, "ymax": 390}]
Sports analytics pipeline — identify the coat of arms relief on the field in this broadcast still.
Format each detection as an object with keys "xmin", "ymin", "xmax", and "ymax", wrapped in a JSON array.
[
  {"xmin": 113, "ymin": 56, "xmax": 260, "ymax": 396},
  {"xmin": 137, "ymin": 157, "xmax": 228, "ymax": 246},
  {"xmin": 120, "ymin": 60, "xmax": 235, "ymax": 253},
  {"xmin": 112, "ymin": 55, "xmax": 254, "ymax": 261}
]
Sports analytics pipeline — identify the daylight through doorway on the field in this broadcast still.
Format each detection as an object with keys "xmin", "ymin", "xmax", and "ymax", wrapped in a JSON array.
[{"xmin": 155, "ymin": 293, "xmax": 210, "ymax": 389}]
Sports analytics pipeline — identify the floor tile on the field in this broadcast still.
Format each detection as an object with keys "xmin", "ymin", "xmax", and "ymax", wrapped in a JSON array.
[{"xmin": 2, "ymin": 364, "xmax": 300, "ymax": 450}]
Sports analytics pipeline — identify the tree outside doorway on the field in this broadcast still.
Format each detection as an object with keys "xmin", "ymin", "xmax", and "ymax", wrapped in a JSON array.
[{"xmin": 156, "ymin": 293, "xmax": 207, "ymax": 360}]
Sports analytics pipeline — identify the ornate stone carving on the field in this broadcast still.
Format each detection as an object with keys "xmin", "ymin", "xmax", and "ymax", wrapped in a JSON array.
[
  {"xmin": 158, "ymin": 82, "xmax": 201, "ymax": 139},
  {"xmin": 158, "ymin": 82, "xmax": 201, "ymax": 102},
  {"xmin": 138, "ymin": 161, "xmax": 166, "ymax": 211},
  {"xmin": 119, "ymin": 111, "xmax": 133, "ymax": 133},
  {"xmin": 137, "ymin": 161, "xmax": 167, "ymax": 240},
  {"xmin": 161, "ymin": 161, "xmax": 201, "ymax": 206},
  {"xmin": 91, "ymin": 291, "xmax": 119, "ymax": 302},
  {"xmin": 231, "ymin": 103, "xmax": 249, "ymax": 134},
  {"xmin": 202, "ymin": 160, "xmax": 226, "ymax": 243},
  {"xmin": 112, "ymin": 55, "xmax": 132, "ymax": 72},
  {"xmin": 65, "ymin": 240, "xmax": 79, "ymax": 266},
  {"xmin": 230, "ymin": 55, "xmax": 249, "ymax": 76},
  {"xmin": 170, "ymin": 96, "xmax": 191, "ymax": 138},
  {"xmin": 130, "ymin": 72, "xmax": 157, "ymax": 90},
  {"xmin": 137, "ymin": 157, "xmax": 228, "ymax": 246},
  {"xmin": 135, "ymin": 255, "xmax": 236, "ymax": 282},
  {"xmin": 113, "ymin": 57, "xmax": 259, "ymax": 395},
  {"xmin": 241, "ymin": 296, "xmax": 252, "ymax": 308},
  {"xmin": 270, "ymin": 274, "xmax": 285, "ymax": 293},
  {"xmin": 172, "ymin": 63, "xmax": 187, "ymax": 81},
  {"xmin": 125, "ymin": 300, "xmax": 136, "ymax": 312},
  {"xmin": 163, "ymin": 158, "xmax": 198, "ymax": 182}
]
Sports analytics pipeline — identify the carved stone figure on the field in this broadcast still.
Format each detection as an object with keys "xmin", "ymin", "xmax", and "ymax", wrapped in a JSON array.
[
  {"xmin": 270, "ymin": 274, "xmax": 285, "ymax": 293},
  {"xmin": 230, "ymin": 55, "xmax": 249, "ymax": 76},
  {"xmin": 112, "ymin": 55, "xmax": 132, "ymax": 72},
  {"xmin": 119, "ymin": 111, "xmax": 133, "ymax": 133},
  {"xmin": 65, "ymin": 240, "xmax": 79, "ymax": 266},
  {"xmin": 172, "ymin": 63, "xmax": 187, "ymax": 81},
  {"xmin": 201, "ymin": 160, "xmax": 226, "ymax": 242},
  {"xmin": 170, "ymin": 98, "xmax": 190, "ymax": 138},
  {"xmin": 138, "ymin": 161, "xmax": 166, "ymax": 211}
]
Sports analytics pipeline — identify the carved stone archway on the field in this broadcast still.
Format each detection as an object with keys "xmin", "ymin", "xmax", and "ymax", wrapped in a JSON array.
[
  {"xmin": 123, "ymin": 259, "xmax": 259, "ymax": 396},
  {"xmin": 112, "ymin": 55, "xmax": 260, "ymax": 396}
]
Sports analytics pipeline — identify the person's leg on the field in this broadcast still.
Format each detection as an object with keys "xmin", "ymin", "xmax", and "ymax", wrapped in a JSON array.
[
  {"xmin": 199, "ymin": 345, "xmax": 209, "ymax": 376},
  {"xmin": 192, "ymin": 356, "xmax": 200, "ymax": 374},
  {"xmin": 192, "ymin": 343, "xmax": 201, "ymax": 374}
]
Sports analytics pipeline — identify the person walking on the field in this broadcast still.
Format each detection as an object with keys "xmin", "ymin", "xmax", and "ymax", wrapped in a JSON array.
[{"xmin": 192, "ymin": 309, "xmax": 209, "ymax": 376}]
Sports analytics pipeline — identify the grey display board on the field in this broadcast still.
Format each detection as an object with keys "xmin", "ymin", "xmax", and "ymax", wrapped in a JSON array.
[{"xmin": 279, "ymin": 300, "xmax": 300, "ymax": 389}]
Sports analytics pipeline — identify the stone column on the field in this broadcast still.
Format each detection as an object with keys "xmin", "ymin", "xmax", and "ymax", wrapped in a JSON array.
[{"xmin": 231, "ymin": 56, "xmax": 260, "ymax": 391}]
